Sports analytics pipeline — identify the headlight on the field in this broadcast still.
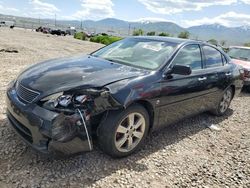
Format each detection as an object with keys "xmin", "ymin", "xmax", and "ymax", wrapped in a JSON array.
[{"xmin": 41, "ymin": 92, "xmax": 88, "ymax": 109}]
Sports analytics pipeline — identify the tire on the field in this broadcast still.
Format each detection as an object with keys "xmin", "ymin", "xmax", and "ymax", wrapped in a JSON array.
[
  {"xmin": 211, "ymin": 87, "xmax": 233, "ymax": 116},
  {"xmin": 246, "ymin": 86, "xmax": 250, "ymax": 93},
  {"xmin": 97, "ymin": 104, "xmax": 150, "ymax": 158}
]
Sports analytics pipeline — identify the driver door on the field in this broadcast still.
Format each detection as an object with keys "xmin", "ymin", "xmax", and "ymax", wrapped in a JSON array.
[{"xmin": 158, "ymin": 44, "xmax": 211, "ymax": 128}]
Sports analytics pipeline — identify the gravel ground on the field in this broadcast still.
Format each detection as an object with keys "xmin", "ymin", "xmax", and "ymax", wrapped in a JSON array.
[{"xmin": 0, "ymin": 28, "xmax": 249, "ymax": 188}]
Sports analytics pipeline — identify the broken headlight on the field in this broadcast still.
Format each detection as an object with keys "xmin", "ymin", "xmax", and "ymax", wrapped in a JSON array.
[{"xmin": 41, "ymin": 92, "xmax": 89, "ymax": 109}]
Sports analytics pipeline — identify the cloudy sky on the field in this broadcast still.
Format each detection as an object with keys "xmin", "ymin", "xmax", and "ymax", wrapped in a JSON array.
[{"xmin": 0, "ymin": 0, "xmax": 250, "ymax": 28}]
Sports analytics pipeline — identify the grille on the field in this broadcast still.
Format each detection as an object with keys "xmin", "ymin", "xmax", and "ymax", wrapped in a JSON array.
[{"xmin": 16, "ymin": 82, "xmax": 40, "ymax": 103}]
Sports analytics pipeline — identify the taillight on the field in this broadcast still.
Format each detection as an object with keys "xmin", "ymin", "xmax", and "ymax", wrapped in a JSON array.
[
  {"xmin": 244, "ymin": 69, "xmax": 250, "ymax": 77},
  {"xmin": 243, "ymin": 69, "xmax": 250, "ymax": 81}
]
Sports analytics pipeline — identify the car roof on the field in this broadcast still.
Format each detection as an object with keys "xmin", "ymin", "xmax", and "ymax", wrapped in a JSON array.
[
  {"xmin": 131, "ymin": 36, "xmax": 201, "ymax": 45},
  {"xmin": 229, "ymin": 46, "xmax": 250, "ymax": 50}
]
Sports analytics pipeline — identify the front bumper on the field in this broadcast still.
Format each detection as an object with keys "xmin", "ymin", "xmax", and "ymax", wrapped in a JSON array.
[{"xmin": 6, "ymin": 86, "xmax": 93, "ymax": 156}]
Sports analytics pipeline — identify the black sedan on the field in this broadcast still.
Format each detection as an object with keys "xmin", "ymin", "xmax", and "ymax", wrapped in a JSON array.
[{"xmin": 6, "ymin": 37, "xmax": 243, "ymax": 157}]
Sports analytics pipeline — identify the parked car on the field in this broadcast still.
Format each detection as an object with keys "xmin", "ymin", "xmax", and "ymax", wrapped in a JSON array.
[
  {"xmin": 35, "ymin": 27, "xmax": 51, "ymax": 34},
  {"xmin": 227, "ymin": 46, "xmax": 250, "ymax": 92},
  {"xmin": 50, "ymin": 29, "xmax": 67, "ymax": 36},
  {"xmin": 6, "ymin": 37, "xmax": 243, "ymax": 158}
]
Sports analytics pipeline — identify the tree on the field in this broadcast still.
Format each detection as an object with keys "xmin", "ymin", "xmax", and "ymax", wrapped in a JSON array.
[
  {"xmin": 133, "ymin": 29, "xmax": 144, "ymax": 36},
  {"xmin": 178, "ymin": 31, "xmax": 190, "ymax": 39},
  {"xmin": 147, "ymin": 31, "xmax": 156, "ymax": 36},
  {"xmin": 207, "ymin": 39, "xmax": 218, "ymax": 46},
  {"xmin": 158, "ymin": 32, "xmax": 170, "ymax": 37},
  {"xmin": 244, "ymin": 42, "xmax": 250, "ymax": 47}
]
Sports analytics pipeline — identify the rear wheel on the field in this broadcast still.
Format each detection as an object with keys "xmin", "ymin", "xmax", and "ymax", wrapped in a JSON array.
[
  {"xmin": 97, "ymin": 104, "xmax": 149, "ymax": 158},
  {"xmin": 246, "ymin": 86, "xmax": 250, "ymax": 93},
  {"xmin": 211, "ymin": 87, "xmax": 233, "ymax": 116}
]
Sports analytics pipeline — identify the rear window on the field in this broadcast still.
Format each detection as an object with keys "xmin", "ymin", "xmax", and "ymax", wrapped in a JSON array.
[{"xmin": 203, "ymin": 46, "xmax": 223, "ymax": 68}]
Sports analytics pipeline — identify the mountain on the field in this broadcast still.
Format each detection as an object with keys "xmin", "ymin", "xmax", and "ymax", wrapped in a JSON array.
[
  {"xmin": 82, "ymin": 18, "xmax": 185, "ymax": 35},
  {"xmin": 188, "ymin": 24, "xmax": 250, "ymax": 45},
  {"xmin": 0, "ymin": 14, "xmax": 249, "ymax": 45}
]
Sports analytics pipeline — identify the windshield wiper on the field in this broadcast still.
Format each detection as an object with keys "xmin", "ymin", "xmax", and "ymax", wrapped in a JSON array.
[{"xmin": 103, "ymin": 58, "xmax": 127, "ymax": 65}]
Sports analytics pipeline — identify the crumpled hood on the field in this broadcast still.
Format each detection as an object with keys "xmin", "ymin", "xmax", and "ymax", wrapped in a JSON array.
[{"xmin": 17, "ymin": 55, "xmax": 146, "ymax": 96}]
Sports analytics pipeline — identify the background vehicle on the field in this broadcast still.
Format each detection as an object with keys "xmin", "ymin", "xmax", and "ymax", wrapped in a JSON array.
[
  {"xmin": 228, "ymin": 46, "xmax": 250, "ymax": 92},
  {"xmin": 6, "ymin": 37, "xmax": 243, "ymax": 158},
  {"xmin": 50, "ymin": 29, "xmax": 67, "ymax": 36}
]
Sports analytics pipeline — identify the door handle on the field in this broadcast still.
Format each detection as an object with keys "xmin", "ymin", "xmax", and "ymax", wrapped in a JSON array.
[
  {"xmin": 225, "ymin": 72, "xmax": 232, "ymax": 76},
  {"xmin": 198, "ymin": 77, "xmax": 207, "ymax": 81}
]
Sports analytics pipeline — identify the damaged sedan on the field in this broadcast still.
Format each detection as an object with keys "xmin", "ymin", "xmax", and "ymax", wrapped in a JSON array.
[{"xmin": 6, "ymin": 37, "xmax": 243, "ymax": 158}]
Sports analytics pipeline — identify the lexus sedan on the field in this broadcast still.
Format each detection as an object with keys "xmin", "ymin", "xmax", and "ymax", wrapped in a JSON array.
[
  {"xmin": 227, "ymin": 46, "xmax": 250, "ymax": 92},
  {"xmin": 6, "ymin": 37, "xmax": 243, "ymax": 158}
]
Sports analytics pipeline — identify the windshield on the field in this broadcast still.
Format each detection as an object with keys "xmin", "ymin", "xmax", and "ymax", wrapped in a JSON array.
[
  {"xmin": 92, "ymin": 38, "xmax": 178, "ymax": 70},
  {"xmin": 228, "ymin": 48, "xmax": 250, "ymax": 61}
]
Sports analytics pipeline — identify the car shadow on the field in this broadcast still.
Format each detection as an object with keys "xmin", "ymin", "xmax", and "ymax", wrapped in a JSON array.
[
  {"xmin": 239, "ymin": 88, "xmax": 250, "ymax": 97},
  {"xmin": 0, "ymin": 109, "xmax": 233, "ymax": 187}
]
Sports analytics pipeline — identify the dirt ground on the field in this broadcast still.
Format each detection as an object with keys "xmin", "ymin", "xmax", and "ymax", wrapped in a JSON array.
[{"xmin": 0, "ymin": 28, "xmax": 249, "ymax": 188}]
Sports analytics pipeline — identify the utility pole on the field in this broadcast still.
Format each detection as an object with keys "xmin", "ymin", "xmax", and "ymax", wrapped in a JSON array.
[
  {"xmin": 128, "ymin": 23, "xmax": 131, "ymax": 36},
  {"xmin": 80, "ymin": 19, "xmax": 83, "ymax": 30},
  {"xmin": 55, "ymin": 14, "xmax": 57, "ymax": 28}
]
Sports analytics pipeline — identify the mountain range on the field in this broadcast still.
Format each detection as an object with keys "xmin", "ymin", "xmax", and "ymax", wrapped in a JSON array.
[{"xmin": 1, "ymin": 14, "xmax": 249, "ymax": 46}]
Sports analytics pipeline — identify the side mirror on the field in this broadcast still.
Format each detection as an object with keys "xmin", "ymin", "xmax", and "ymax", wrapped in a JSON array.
[{"xmin": 166, "ymin": 65, "xmax": 192, "ymax": 76}]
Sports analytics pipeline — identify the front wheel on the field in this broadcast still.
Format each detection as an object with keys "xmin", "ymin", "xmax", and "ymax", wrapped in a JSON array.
[
  {"xmin": 97, "ymin": 104, "xmax": 149, "ymax": 158},
  {"xmin": 211, "ymin": 87, "xmax": 233, "ymax": 116}
]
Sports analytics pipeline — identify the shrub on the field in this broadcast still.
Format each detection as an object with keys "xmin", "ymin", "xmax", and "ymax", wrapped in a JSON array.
[
  {"xmin": 74, "ymin": 32, "xmax": 86, "ymax": 40},
  {"xmin": 178, "ymin": 31, "xmax": 190, "ymax": 39},
  {"xmin": 133, "ymin": 29, "xmax": 144, "ymax": 36},
  {"xmin": 147, "ymin": 31, "xmax": 156, "ymax": 36},
  {"xmin": 244, "ymin": 43, "xmax": 250, "ymax": 47},
  {"xmin": 158, "ymin": 32, "xmax": 170, "ymax": 37},
  {"xmin": 207, "ymin": 39, "xmax": 218, "ymax": 46},
  {"xmin": 90, "ymin": 35, "xmax": 122, "ymax": 45}
]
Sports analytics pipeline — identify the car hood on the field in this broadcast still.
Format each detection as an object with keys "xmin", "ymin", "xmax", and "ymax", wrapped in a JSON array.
[
  {"xmin": 17, "ymin": 55, "xmax": 146, "ymax": 95},
  {"xmin": 232, "ymin": 59, "xmax": 250, "ymax": 70}
]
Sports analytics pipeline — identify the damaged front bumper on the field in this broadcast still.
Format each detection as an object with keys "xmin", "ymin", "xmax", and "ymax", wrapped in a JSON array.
[{"xmin": 6, "ymin": 87, "xmax": 93, "ymax": 156}]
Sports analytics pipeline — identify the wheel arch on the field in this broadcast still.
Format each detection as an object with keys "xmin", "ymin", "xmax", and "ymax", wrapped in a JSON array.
[
  {"xmin": 229, "ymin": 84, "xmax": 235, "ymax": 99},
  {"xmin": 131, "ymin": 100, "xmax": 155, "ymax": 131}
]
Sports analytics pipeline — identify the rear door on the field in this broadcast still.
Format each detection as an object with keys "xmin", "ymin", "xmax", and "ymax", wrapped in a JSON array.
[{"xmin": 201, "ymin": 45, "xmax": 233, "ymax": 108}]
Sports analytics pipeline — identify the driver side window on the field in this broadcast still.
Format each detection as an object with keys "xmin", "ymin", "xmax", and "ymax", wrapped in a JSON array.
[{"xmin": 172, "ymin": 44, "xmax": 202, "ymax": 70}]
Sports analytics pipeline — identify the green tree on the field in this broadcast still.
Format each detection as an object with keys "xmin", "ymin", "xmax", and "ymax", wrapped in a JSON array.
[
  {"xmin": 178, "ymin": 31, "xmax": 190, "ymax": 39},
  {"xmin": 147, "ymin": 31, "xmax": 156, "ymax": 36},
  {"xmin": 244, "ymin": 42, "xmax": 250, "ymax": 47},
  {"xmin": 133, "ymin": 29, "xmax": 144, "ymax": 36},
  {"xmin": 158, "ymin": 32, "xmax": 170, "ymax": 37},
  {"xmin": 207, "ymin": 39, "xmax": 218, "ymax": 46}
]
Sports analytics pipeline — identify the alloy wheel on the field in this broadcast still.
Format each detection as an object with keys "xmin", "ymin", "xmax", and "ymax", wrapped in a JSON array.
[
  {"xmin": 114, "ymin": 112, "xmax": 146, "ymax": 152},
  {"xmin": 219, "ymin": 89, "xmax": 232, "ymax": 113}
]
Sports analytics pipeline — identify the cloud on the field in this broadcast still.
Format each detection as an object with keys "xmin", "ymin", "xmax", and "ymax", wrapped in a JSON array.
[
  {"xmin": 137, "ymin": 0, "xmax": 239, "ymax": 14},
  {"xmin": 0, "ymin": 1, "xmax": 19, "ymax": 14},
  {"xmin": 132, "ymin": 17, "xmax": 173, "ymax": 23},
  {"xmin": 66, "ymin": 0, "xmax": 114, "ymax": 20},
  {"xmin": 240, "ymin": 0, "xmax": 250, "ymax": 4},
  {"xmin": 183, "ymin": 11, "xmax": 250, "ymax": 27},
  {"xmin": 29, "ymin": 0, "xmax": 60, "ymax": 16}
]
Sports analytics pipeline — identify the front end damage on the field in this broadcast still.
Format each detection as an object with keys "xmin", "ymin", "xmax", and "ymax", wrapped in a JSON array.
[
  {"xmin": 44, "ymin": 88, "xmax": 123, "ymax": 155},
  {"xmin": 6, "ymin": 85, "xmax": 122, "ymax": 156}
]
